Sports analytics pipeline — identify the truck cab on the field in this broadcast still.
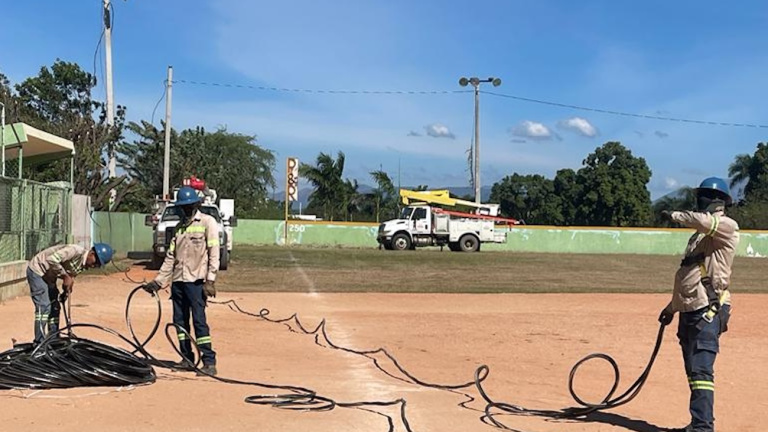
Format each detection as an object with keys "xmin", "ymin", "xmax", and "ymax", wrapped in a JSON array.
[
  {"xmin": 377, "ymin": 189, "xmax": 518, "ymax": 253},
  {"xmin": 145, "ymin": 177, "xmax": 237, "ymax": 270}
]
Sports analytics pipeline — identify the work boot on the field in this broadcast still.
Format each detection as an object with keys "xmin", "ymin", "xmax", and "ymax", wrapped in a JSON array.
[
  {"xmin": 663, "ymin": 425, "xmax": 701, "ymax": 432},
  {"xmin": 169, "ymin": 359, "xmax": 195, "ymax": 372},
  {"xmin": 197, "ymin": 364, "xmax": 217, "ymax": 377}
]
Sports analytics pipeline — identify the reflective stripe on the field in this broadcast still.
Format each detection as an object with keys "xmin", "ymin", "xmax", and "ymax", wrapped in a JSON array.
[
  {"xmin": 177, "ymin": 333, "xmax": 188, "ymax": 341},
  {"xmin": 207, "ymin": 239, "xmax": 219, "ymax": 247},
  {"xmin": 196, "ymin": 336, "xmax": 212, "ymax": 345},
  {"xmin": 707, "ymin": 216, "xmax": 720, "ymax": 236},
  {"xmin": 186, "ymin": 226, "xmax": 207, "ymax": 233},
  {"xmin": 51, "ymin": 253, "xmax": 63, "ymax": 263},
  {"xmin": 169, "ymin": 242, "xmax": 176, "ymax": 253},
  {"xmin": 48, "ymin": 318, "xmax": 59, "ymax": 323},
  {"xmin": 690, "ymin": 380, "xmax": 715, "ymax": 391}
]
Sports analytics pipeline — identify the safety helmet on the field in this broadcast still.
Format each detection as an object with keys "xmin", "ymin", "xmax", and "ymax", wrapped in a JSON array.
[
  {"xmin": 93, "ymin": 243, "xmax": 114, "ymax": 267},
  {"xmin": 695, "ymin": 177, "xmax": 732, "ymax": 205},
  {"xmin": 175, "ymin": 186, "xmax": 202, "ymax": 206}
]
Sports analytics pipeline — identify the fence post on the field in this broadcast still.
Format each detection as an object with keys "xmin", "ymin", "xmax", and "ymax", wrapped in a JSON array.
[{"xmin": 19, "ymin": 180, "xmax": 26, "ymax": 260}]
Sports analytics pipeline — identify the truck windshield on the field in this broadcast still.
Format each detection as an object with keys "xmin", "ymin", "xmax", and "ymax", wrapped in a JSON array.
[
  {"xmin": 400, "ymin": 207, "xmax": 414, "ymax": 219},
  {"xmin": 162, "ymin": 206, "xmax": 221, "ymax": 223}
]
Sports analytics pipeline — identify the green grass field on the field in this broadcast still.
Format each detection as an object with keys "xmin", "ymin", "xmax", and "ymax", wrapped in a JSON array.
[{"xmin": 216, "ymin": 245, "xmax": 768, "ymax": 293}]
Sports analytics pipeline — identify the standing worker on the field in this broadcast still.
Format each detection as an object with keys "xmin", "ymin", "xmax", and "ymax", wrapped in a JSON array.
[
  {"xmin": 27, "ymin": 243, "xmax": 114, "ymax": 344},
  {"xmin": 659, "ymin": 177, "xmax": 739, "ymax": 432},
  {"xmin": 143, "ymin": 186, "xmax": 220, "ymax": 376}
]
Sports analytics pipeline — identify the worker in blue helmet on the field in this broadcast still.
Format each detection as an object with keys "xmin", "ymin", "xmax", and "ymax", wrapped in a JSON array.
[
  {"xmin": 27, "ymin": 242, "xmax": 113, "ymax": 344},
  {"xmin": 659, "ymin": 177, "xmax": 739, "ymax": 432},
  {"xmin": 143, "ymin": 186, "xmax": 220, "ymax": 376}
]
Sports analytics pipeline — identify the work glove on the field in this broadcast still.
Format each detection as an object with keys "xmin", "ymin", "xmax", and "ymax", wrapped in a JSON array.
[
  {"xmin": 143, "ymin": 281, "xmax": 161, "ymax": 295},
  {"xmin": 58, "ymin": 291, "xmax": 69, "ymax": 303},
  {"xmin": 658, "ymin": 308, "xmax": 675, "ymax": 326},
  {"xmin": 204, "ymin": 281, "xmax": 216, "ymax": 298},
  {"xmin": 660, "ymin": 210, "xmax": 673, "ymax": 221}
]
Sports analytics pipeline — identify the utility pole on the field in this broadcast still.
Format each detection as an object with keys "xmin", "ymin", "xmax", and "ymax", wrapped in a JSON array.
[
  {"xmin": 103, "ymin": 0, "xmax": 117, "ymax": 208},
  {"xmin": 459, "ymin": 76, "xmax": 501, "ymax": 203},
  {"xmin": 162, "ymin": 66, "xmax": 173, "ymax": 201}
]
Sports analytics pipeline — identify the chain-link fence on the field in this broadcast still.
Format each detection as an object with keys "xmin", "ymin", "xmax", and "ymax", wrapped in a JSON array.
[{"xmin": 0, "ymin": 176, "xmax": 71, "ymax": 263}]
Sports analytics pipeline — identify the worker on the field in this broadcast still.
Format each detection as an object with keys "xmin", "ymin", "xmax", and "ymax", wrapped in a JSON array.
[
  {"xmin": 143, "ymin": 186, "xmax": 220, "ymax": 376},
  {"xmin": 659, "ymin": 177, "xmax": 739, "ymax": 432},
  {"xmin": 27, "ymin": 243, "xmax": 114, "ymax": 344}
]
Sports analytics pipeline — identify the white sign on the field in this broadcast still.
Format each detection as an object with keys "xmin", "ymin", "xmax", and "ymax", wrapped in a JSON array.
[{"xmin": 287, "ymin": 157, "xmax": 299, "ymax": 202}]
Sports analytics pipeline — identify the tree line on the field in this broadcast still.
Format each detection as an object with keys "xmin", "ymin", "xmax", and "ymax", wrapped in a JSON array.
[{"xmin": 3, "ymin": 59, "xmax": 767, "ymax": 228}]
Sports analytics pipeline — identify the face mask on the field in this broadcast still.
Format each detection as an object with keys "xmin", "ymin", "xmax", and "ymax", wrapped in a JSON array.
[
  {"xmin": 181, "ymin": 205, "xmax": 197, "ymax": 220},
  {"xmin": 697, "ymin": 196, "xmax": 725, "ymax": 213}
]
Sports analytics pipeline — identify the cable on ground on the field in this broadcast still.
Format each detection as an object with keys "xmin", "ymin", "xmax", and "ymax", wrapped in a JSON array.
[{"xmin": 211, "ymin": 298, "xmax": 667, "ymax": 431}]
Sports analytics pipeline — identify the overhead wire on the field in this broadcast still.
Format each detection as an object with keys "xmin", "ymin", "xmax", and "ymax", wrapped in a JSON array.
[{"xmin": 171, "ymin": 78, "xmax": 768, "ymax": 129}]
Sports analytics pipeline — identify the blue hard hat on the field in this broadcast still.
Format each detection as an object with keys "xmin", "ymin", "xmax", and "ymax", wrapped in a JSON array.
[
  {"xmin": 175, "ymin": 186, "xmax": 202, "ymax": 206},
  {"xmin": 696, "ymin": 177, "xmax": 732, "ymax": 205},
  {"xmin": 93, "ymin": 243, "xmax": 113, "ymax": 267}
]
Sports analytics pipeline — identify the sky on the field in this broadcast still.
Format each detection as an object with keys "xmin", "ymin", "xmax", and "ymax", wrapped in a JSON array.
[{"xmin": 2, "ymin": 0, "xmax": 767, "ymax": 200}]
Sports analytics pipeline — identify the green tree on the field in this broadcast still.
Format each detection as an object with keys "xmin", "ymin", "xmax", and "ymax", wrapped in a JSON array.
[
  {"xmin": 300, "ymin": 151, "xmax": 347, "ymax": 221},
  {"xmin": 118, "ymin": 121, "xmax": 276, "ymax": 217},
  {"xmin": 652, "ymin": 187, "xmax": 696, "ymax": 227},
  {"xmin": 575, "ymin": 141, "xmax": 653, "ymax": 226},
  {"xmin": 728, "ymin": 143, "xmax": 768, "ymax": 202},
  {"xmin": 8, "ymin": 60, "xmax": 133, "ymax": 209},
  {"xmin": 553, "ymin": 168, "xmax": 580, "ymax": 225},
  {"xmin": 490, "ymin": 173, "xmax": 564, "ymax": 224},
  {"xmin": 369, "ymin": 169, "xmax": 398, "ymax": 222}
]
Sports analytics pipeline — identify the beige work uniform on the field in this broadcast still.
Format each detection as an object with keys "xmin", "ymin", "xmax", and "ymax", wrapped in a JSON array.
[
  {"xmin": 28, "ymin": 244, "xmax": 89, "ymax": 280},
  {"xmin": 155, "ymin": 211, "xmax": 220, "ymax": 285},
  {"xmin": 670, "ymin": 210, "xmax": 739, "ymax": 313}
]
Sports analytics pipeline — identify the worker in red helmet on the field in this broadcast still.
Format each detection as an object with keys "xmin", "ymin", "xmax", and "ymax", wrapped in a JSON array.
[
  {"xmin": 143, "ymin": 186, "xmax": 220, "ymax": 376},
  {"xmin": 659, "ymin": 177, "xmax": 739, "ymax": 432}
]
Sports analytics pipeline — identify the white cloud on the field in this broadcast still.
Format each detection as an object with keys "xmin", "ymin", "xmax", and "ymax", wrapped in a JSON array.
[
  {"xmin": 407, "ymin": 130, "xmax": 421, "ymax": 137},
  {"xmin": 665, "ymin": 177, "xmax": 679, "ymax": 189},
  {"xmin": 511, "ymin": 121, "xmax": 552, "ymax": 140},
  {"xmin": 558, "ymin": 117, "xmax": 598, "ymax": 137},
  {"xmin": 424, "ymin": 123, "xmax": 455, "ymax": 139}
]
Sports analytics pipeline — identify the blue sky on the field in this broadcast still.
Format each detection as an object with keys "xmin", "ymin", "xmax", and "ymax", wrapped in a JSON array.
[{"xmin": 2, "ymin": 0, "xmax": 767, "ymax": 199}]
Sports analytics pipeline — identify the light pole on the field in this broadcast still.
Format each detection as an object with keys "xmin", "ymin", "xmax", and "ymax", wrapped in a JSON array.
[{"xmin": 459, "ymin": 76, "xmax": 501, "ymax": 203}]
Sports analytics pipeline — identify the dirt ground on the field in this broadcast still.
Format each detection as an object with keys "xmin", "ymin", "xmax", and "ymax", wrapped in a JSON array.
[{"xmin": 0, "ymin": 270, "xmax": 765, "ymax": 432}]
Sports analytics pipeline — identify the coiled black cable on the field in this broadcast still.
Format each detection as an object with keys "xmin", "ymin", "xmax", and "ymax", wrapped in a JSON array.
[{"xmin": 210, "ymin": 299, "xmax": 667, "ymax": 431}]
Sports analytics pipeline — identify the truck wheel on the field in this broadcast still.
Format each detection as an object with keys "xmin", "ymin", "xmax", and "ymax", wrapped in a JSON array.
[
  {"xmin": 391, "ymin": 233, "xmax": 411, "ymax": 251},
  {"xmin": 219, "ymin": 247, "xmax": 229, "ymax": 271},
  {"xmin": 382, "ymin": 241, "xmax": 393, "ymax": 250},
  {"xmin": 150, "ymin": 253, "xmax": 164, "ymax": 270},
  {"xmin": 448, "ymin": 242, "xmax": 460, "ymax": 252},
  {"xmin": 459, "ymin": 234, "xmax": 480, "ymax": 252}
]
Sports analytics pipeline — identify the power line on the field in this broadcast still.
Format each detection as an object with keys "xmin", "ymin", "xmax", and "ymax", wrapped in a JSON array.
[
  {"xmin": 171, "ymin": 78, "xmax": 768, "ymax": 129},
  {"xmin": 172, "ymin": 79, "xmax": 469, "ymax": 95},
  {"xmin": 480, "ymin": 90, "xmax": 768, "ymax": 129}
]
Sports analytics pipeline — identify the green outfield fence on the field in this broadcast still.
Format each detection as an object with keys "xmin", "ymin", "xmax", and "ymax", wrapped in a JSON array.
[{"xmin": 92, "ymin": 213, "xmax": 768, "ymax": 258}]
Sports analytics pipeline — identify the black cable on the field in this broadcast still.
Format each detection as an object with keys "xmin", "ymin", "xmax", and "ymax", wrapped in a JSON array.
[{"xmin": 210, "ymin": 298, "xmax": 667, "ymax": 431}]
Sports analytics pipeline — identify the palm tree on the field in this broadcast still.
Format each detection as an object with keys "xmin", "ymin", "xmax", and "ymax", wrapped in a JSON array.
[
  {"xmin": 370, "ymin": 169, "xmax": 397, "ymax": 222},
  {"xmin": 300, "ymin": 151, "xmax": 346, "ymax": 221},
  {"xmin": 728, "ymin": 142, "xmax": 768, "ymax": 202}
]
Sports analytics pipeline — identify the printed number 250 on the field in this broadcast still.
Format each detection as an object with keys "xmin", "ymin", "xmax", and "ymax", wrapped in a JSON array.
[{"xmin": 289, "ymin": 224, "xmax": 306, "ymax": 233}]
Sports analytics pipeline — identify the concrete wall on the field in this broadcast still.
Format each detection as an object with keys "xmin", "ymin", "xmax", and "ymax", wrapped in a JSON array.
[
  {"xmin": 0, "ymin": 261, "xmax": 28, "ymax": 302},
  {"xmin": 92, "ymin": 212, "xmax": 153, "ymax": 257},
  {"xmin": 87, "ymin": 213, "xmax": 768, "ymax": 258}
]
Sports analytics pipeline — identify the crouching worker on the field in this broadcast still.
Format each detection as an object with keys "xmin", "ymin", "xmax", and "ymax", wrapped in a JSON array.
[
  {"xmin": 27, "ymin": 243, "xmax": 114, "ymax": 344},
  {"xmin": 658, "ymin": 177, "xmax": 739, "ymax": 432},
  {"xmin": 143, "ymin": 186, "xmax": 220, "ymax": 376}
]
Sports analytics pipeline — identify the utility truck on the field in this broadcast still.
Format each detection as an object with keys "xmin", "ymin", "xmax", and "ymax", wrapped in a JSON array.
[
  {"xmin": 376, "ymin": 189, "xmax": 519, "ymax": 252},
  {"xmin": 145, "ymin": 176, "xmax": 237, "ymax": 270}
]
